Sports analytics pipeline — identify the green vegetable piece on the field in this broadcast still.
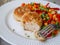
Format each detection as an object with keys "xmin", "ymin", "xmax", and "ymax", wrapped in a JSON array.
[
  {"xmin": 52, "ymin": 33, "xmax": 56, "ymax": 37},
  {"xmin": 46, "ymin": 17, "xmax": 50, "ymax": 20},
  {"xmin": 40, "ymin": 6, "xmax": 49, "ymax": 11},
  {"xmin": 41, "ymin": 25, "xmax": 46, "ymax": 29},
  {"xmin": 56, "ymin": 22, "xmax": 59, "ymax": 25},
  {"xmin": 44, "ymin": 8, "xmax": 49, "ymax": 12},
  {"xmin": 40, "ymin": 6, "xmax": 45, "ymax": 10},
  {"xmin": 55, "ymin": 22, "xmax": 60, "ymax": 29},
  {"xmin": 41, "ymin": 13, "xmax": 45, "ymax": 18},
  {"xmin": 46, "ymin": 14, "xmax": 48, "ymax": 17},
  {"xmin": 30, "ymin": 2, "xmax": 34, "ymax": 6}
]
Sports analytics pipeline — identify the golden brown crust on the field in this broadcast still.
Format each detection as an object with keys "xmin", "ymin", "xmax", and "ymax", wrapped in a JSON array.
[
  {"xmin": 13, "ymin": 5, "xmax": 42, "ymax": 32},
  {"xmin": 22, "ymin": 12, "xmax": 42, "ymax": 25},
  {"xmin": 14, "ymin": 7, "xmax": 24, "ymax": 17},
  {"xmin": 14, "ymin": 7, "xmax": 24, "ymax": 21},
  {"xmin": 14, "ymin": 6, "xmax": 30, "ymax": 22}
]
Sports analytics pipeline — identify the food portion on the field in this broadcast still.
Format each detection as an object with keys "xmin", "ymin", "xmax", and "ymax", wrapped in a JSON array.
[
  {"xmin": 22, "ymin": 12, "xmax": 42, "ymax": 31},
  {"xmin": 14, "ymin": 2, "xmax": 60, "ymax": 41},
  {"xmin": 14, "ymin": 6, "xmax": 30, "ymax": 21},
  {"xmin": 14, "ymin": 3, "xmax": 42, "ymax": 32}
]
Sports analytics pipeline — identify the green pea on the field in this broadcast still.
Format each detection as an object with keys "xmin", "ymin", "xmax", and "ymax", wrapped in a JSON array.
[
  {"xmin": 44, "ymin": 8, "xmax": 49, "ymax": 12},
  {"xmin": 40, "ymin": 6, "xmax": 45, "ymax": 10},
  {"xmin": 55, "ymin": 22, "xmax": 60, "ymax": 29},
  {"xmin": 52, "ymin": 33, "xmax": 56, "ymax": 37},
  {"xmin": 56, "ymin": 22, "xmax": 59, "ymax": 25},
  {"xmin": 41, "ymin": 25, "xmax": 46, "ymax": 29},
  {"xmin": 41, "ymin": 14, "xmax": 45, "ymax": 18},
  {"xmin": 45, "ymin": 14, "xmax": 48, "ymax": 17},
  {"xmin": 30, "ymin": 2, "xmax": 34, "ymax": 6},
  {"xmin": 46, "ymin": 17, "xmax": 50, "ymax": 20}
]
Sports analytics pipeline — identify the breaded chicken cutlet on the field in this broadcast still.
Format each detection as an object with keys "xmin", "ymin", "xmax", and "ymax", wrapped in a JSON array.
[{"xmin": 14, "ymin": 6, "xmax": 42, "ymax": 32}]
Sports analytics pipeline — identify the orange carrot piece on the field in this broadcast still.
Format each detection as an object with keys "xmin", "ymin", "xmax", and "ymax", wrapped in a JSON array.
[
  {"xmin": 34, "ymin": 4, "xmax": 39, "ymax": 8},
  {"xmin": 28, "ymin": 4, "xmax": 32, "ymax": 10},
  {"xmin": 48, "ymin": 13, "xmax": 53, "ymax": 19},
  {"xmin": 53, "ymin": 30, "xmax": 58, "ymax": 35},
  {"xmin": 56, "ymin": 14, "xmax": 60, "ymax": 23},
  {"xmin": 51, "ymin": 21, "xmax": 56, "ymax": 24},
  {"xmin": 21, "ymin": 3, "xmax": 25, "ymax": 6}
]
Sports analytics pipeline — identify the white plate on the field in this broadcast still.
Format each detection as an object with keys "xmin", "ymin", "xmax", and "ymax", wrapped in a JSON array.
[
  {"xmin": 0, "ymin": 0, "xmax": 60, "ymax": 45},
  {"xmin": 6, "ymin": 10, "xmax": 36, "ymax": 40}
]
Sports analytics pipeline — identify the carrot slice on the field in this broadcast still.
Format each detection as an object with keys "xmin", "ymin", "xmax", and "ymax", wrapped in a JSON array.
[
  {"xmin": 53, "ymin": 30, "xmax": 58, "ymax": 35},
  {"xmin": 21, "ymin": 3, "xmax": 25, "ymax": 6},
  {"xmin": 28, "ymin": 4, "xmax": 32, "ymax": 10},
  {"xmin": 56, "ymin": 14, "xmax": 60, "ymax": 23},
  {"xmin": 48, "ymin": 13, "xmax": 53, "ymax": 19}
]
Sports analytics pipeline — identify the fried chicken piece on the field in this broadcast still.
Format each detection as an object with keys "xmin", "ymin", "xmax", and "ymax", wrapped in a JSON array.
[
  {"xmin": 14, "ymin": 6, "xmax": 30, "ymax": 21},
  {"xmin": 22, "ymin": 12, "xmax": 42, "ymax": 32}
]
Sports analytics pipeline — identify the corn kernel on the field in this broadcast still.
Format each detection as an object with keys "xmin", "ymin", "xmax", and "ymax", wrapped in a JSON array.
[
  {"xmin": 55, "ymin": 18, "xmax": 58, "ymax": 21},
  {"xmin": 32, "ymin": 7, "xmax": 35, "ymax": 10},
  {"xmin": 44, "ymin": 22, "xmax": 48, "ymax": 26},
  {"xmin": 53, "ymin": 15, "xmax": 56, "ymax": 19},
  {"xmin": 49, "ymin": 9, "xmax": 52, "ymax": 12}
]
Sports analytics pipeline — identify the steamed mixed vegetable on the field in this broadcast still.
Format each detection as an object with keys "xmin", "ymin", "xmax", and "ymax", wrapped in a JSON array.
[{"xmin": 21, "ymin": 2, "xmax": 60, "ymax": 37}]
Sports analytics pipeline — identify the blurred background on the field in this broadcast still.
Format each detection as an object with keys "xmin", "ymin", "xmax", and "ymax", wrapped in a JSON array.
[
  {"xmin": 0, "ymin": 0, "xmax": 60, "ymax": 6},
  {"xmin": 0, "ymin": 0, "xmax": 60, "ymax": 45}
]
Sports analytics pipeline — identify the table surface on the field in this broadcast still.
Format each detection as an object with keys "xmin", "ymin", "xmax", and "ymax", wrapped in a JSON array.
[{"xmin": 0, "ymin": 0, "xmax": 60, "ymax": 45}]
